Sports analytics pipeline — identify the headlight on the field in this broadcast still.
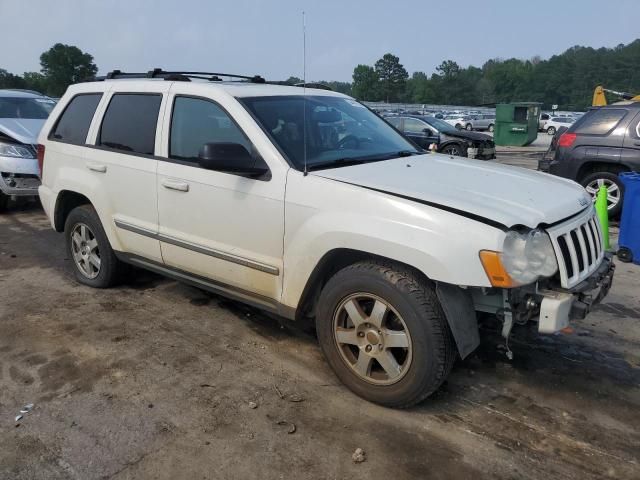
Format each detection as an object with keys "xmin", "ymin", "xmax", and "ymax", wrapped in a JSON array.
[
  {"xmin": 480, "ymin": 229, "xmax": 558, "ymax": 287},
  {"xmin": 0, "ymin": 140, "xmax": 35, "ymax": 159}
]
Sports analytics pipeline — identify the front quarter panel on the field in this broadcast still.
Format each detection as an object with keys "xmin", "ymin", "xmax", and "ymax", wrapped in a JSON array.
[{"xmin": 281, "ymin": 170, "xmax": 504, "ymax": 309}]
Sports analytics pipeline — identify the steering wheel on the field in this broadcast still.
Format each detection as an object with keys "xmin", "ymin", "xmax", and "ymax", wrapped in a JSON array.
[{"xmin": 337, "ymin": 135, "xmax": 360, "ymax": 150}]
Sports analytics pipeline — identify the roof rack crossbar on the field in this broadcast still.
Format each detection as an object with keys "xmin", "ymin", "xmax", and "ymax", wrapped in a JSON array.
[{"xmin": 99, "ymin": 69, "xmax": 265, "ymax": 83}]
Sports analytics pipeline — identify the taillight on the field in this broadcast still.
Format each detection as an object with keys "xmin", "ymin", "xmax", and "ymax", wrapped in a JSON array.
[
  {"xmin": 558, "ymin": 132, "xmax": 577, "ymax": 148},
  {"xmin": 37, "ymin": 144, "xmax": 45, "ymax": 177}
]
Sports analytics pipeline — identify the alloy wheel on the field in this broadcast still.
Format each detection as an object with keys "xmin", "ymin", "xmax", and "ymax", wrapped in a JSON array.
[
  {"xmin": 70, "ymin": 223, "xmax": 101, "ymax": 279},
  {"xmin": 333, "ymin": 293, "xmax": 412, "ymax": 385},
  {"xmin": 585, "ymin": 178, "xmax": 621, "ymax": 211}
]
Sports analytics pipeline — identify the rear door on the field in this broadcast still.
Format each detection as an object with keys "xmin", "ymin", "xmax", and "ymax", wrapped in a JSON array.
[
  {"xmin": 86, "ymin": 82, "xmax": 169, "ymax": 262},
  {"xmin": 621, "ymin": 110, "xmax": 640, "ymax": 171}
]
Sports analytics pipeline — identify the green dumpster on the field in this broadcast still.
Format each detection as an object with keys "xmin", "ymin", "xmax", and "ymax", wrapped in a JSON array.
[{"xmin": 493, "ymin": 102, "xmax": 541, "ymax": 147}]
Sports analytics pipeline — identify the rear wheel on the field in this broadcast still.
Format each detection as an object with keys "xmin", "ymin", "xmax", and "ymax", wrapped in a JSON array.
[
  {"xmin": 64, "ymin": 204, "xmax": 123, "ymax": 288},
  {"xmin": 547, "ymin": 126, "xmax": 556, "ymax": 135},
  {"xmin": 488, "ymin": 124, "xmax": 494, "ymax": 133},
  {"xmin": 315, "ymin": 261, "xmax": 456, "ymax": 408},
  {"xmin": 0, "ymin": 192, "xmax": 8, "ymax": 213},
  {"xmin": 581, "ymin": 171, "xmax": 624, "ymax": 217},
  {"xmin": 465, "ymin": 123, "xmax": 473, "ymax": 131}
]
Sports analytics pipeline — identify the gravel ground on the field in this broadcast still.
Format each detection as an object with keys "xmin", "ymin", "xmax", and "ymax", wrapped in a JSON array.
[{"xmin": 1, "ymin": 161, "xmax": 639, "ymax": 479}]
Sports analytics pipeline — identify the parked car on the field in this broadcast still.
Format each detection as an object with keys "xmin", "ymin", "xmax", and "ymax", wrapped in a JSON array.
[
  {"xmin": 0, "ymin": 90, "xmax": 55, "ymax": 211},
  {"xmin": 443, "ymin": 115, "xmax": 473, "ymax": 130},
  {"xmin": 544, "ymin": 117, "xmax": 575, "ymax": 135},
  {"xmin": 467, "ymin": 114, "xmax": 496, "ymax": 132},
  {"xmin": 539, "ymin": 102, "xmax": 640, "ymax": 216},
  {"xmin": 387, "ymin": 115, "xmax": 496, "ymax": 159},
  {"xmin": 38, "ymin": 71, "xmax": 614, "ymax": 408}
]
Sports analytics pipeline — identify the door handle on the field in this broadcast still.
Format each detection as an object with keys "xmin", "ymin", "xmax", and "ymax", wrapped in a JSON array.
[
  {"xmin": 86, "ymin": 163, "xmax": 107, "ymax": 173},
  {"xmin": 161, "ymin": 179, "xmax": 190, "ymax": 192}
]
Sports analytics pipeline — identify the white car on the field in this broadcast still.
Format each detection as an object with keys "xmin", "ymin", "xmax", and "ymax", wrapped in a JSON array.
[
  {"xmin": 38, "ymin": 71, "xmax": 614, "ymax": 407},
  {"xmin": 544, "ymin": 116, "xmax": 575, "ymax": 135},
  {"xmin": 443, "ymin": 115, "xmax": 473, "ymax": 130}
]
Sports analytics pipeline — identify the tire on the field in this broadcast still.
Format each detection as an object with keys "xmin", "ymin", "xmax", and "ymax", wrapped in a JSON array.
[
  {"xmin": 465, "ymin": 123, "xmax": 473, "ymax": 131},
  {"xmin": 580, "ymin": 171, "xmax": 624, "ymax": 217},
  {"xmin": 455, "ymin": 123, "xmax": 462, "ymax": 130},
  {"xmin": 64, "ymin": 204, "xmax": 123, "ymax": 288},
  {"xmin": 488, "ymin": 124, "xmax": 494, "ymax": 133},
  {"xmin": 315, "ymin": 261, "xmax": 456, "ymax": 408},
  {"xmin": 0, "ymin": 192, "xmax": 8, "ymax": 213},
  {"xmin": 546, "ymin": 126, "xmax": 556, "ymax": 135},
  {"xmin": 441, "ymin": 143, "xmax": 465, "ymax": 157}
]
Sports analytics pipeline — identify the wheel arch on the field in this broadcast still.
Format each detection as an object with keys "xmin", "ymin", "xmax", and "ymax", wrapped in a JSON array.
[
  {"xmin": 53, "ymin": 190, "xmax": 92, "ymax": 232},
  {"xmin": 295, "ymin": 248, "xmax": 479, "ymax": 359},
  {"xmin": 577, "ymin": 161, "xmax": 631, "ymax": 182}
]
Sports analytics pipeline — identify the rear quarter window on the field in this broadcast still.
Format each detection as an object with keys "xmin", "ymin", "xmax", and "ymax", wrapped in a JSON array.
[
  {"xmin": 49, "ymin": 94, "xmax": 102, "ymax": 145},
  {"xmin": 571, "ymin": 108, "xmax": 627, "ymax": 135},
  {"xmin": 98, "ymin": 93, "xmax": 162, "ymax": 155}
]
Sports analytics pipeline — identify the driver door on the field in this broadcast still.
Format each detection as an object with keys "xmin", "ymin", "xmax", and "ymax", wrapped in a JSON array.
[
  {"xmin": 156, "ymin": 88, "xmax": 286, "ymax": 303},
  {"xmin": 403, "ymin": 117, "xmax": 438, "ymax": 149}
]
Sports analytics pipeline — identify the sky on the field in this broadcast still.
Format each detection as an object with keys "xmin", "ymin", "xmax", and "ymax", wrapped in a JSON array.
[{"xmin": 1, "ymin": 0, "xmax": 638, "ymax": 82}]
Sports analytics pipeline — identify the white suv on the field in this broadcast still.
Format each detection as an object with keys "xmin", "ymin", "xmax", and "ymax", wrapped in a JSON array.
[{"xmin": 38, "ymin": 70, "xmax": 615, "ymax": 408}]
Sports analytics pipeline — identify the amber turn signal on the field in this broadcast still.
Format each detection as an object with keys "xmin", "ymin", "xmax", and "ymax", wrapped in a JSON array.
[{"xmin": 479, "ymin": 250, "xmax": 515, "ymax": 288}]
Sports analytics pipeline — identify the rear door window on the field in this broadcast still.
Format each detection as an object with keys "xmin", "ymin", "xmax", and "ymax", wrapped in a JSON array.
[
  {"xmin": 572, "ymin": 108, "xmax": 627, "ymax": 135},
  {"xmin": 98, "ymin": 94, "xmax": 162, "ymax": 155},
  {"xmin": 49, "ymin": 94, "xmax": 102, "ymax": 145}
]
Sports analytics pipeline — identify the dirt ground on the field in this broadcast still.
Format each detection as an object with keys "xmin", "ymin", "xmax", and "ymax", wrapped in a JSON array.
[{"xmin": 1, "ymin": 192, "xmax": 639, "ymax": 479}]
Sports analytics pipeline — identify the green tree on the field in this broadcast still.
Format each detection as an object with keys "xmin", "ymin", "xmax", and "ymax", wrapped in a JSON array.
[
  {"xmin": 39, "ymin": 43, "xmax": 98, "ymax": 96},
  {"xmin": 22, "ymin": 72, "xmax": 48, "ymax": 94},
  {"xmin": 0, "ymin": 69, "xmax": 26, "ymax": 89},
  {"xmin": 351, "ymin": 64, "xmax": 379, "ymax": 101},
  {"xmin": 374, "ymin": 53, "xmax": 408, "ymax": 103}
]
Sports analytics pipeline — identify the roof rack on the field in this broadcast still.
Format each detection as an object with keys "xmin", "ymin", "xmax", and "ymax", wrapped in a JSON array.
[
  {"xmin": 98, "ymin": 69, "xmax": 266, "ymax": 83},
  {"xmin": 93, "ymin": 69, "xmax": 333, "ymax": 91}
]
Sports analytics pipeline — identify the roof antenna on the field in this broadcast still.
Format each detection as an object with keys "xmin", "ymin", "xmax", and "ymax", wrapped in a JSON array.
[{"xmin": 302, "ymin": 10, "xmax": 308, "ymax": 176}]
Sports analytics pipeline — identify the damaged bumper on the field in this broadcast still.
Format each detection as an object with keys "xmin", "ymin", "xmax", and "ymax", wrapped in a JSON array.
[{"xmin": 538, "ymin": 253, "xmax": 615, "ymax": 333}]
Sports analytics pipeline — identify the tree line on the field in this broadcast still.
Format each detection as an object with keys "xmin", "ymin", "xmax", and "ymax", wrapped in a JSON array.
[{"xmin": 2, "ymin": 40, "xmax": 639, "ymax": 110}]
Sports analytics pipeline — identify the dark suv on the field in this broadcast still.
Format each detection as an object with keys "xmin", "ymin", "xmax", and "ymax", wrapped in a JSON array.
[{"xmin": 539, "ymin": 103, "xmax": 640, "ymax": 216}]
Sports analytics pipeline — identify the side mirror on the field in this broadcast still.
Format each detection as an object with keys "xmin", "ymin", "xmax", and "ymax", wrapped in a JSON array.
[
  {"xmin": 422, "ymin": 128, "xmax": 434, "ymax": 136},
  {"xmin": 198, "ymin": 142, "xmax": 269, "ymax": 177}
]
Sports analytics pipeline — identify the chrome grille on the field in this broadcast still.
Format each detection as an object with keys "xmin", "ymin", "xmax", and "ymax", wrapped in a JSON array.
[{"xmin": 547, "ymin": 208, "xmax": 604, "ymax": 289}]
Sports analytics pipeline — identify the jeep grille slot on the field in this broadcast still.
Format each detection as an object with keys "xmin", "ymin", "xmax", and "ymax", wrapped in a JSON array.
[{"xmin": 547, "ymin": 209, "xmax": 604, "ymax": 289}]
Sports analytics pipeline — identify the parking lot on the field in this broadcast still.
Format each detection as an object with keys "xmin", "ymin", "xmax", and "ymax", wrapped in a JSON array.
[{"xmin": 0, "ymin": 151, "xmax": 639, "ymax": 480}]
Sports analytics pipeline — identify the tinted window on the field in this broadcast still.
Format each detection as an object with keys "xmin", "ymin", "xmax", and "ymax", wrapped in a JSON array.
[
  {"xmin": 170, "ymin": 97, "xmax": 250, "ymax": 161},
  {"xmin": 99, "ymin": 94, "xmax": 161, "ymax": 155},
  {"xmin": 50, "ymin": 94, "xmax": 102, "ymax": 144},
  {"xmin": 404, "ymin": 118, "xmax": 427, "ymax": 134},
  {"xmin": 572, "ymin": 108, "xmax": 627, "ymax": 135}
]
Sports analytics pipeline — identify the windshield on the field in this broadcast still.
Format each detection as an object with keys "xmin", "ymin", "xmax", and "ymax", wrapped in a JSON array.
[
  {"xmin": 423, "ymin": 116, "xmax": 457, "ymax": 134},
  {"xmin": 0, "ymin": 96, "xmax": 52, "ymax": 119},
  {"xmin": 240, "ymin": 95, "xmax": 420, "ymax": 170}
]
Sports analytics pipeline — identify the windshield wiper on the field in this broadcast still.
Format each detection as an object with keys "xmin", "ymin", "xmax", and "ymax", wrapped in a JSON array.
[{"xmin": 307, "ymin": 151, "xmax": 421, "ymax": 171}]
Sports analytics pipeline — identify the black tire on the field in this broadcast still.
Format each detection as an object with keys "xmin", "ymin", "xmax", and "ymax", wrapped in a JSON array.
[
  {"xmin": 488, "ymin": 124, "xmax": 494, "ymax": 133},
  {"xmin": 0, "ymin": 192, "xmax": 8, "ymax": 213},
  {"xmin": 315, "ymin": 261, "xmax": 456, "ymax": 408},
  {"xmin": 465, "ymin": 123, "xmax": 473, "ymax": 131},
  {"xmin": 546, "ymin": 126, "xmax": 556, "ymax": 135},
  {"xmin": 441, "ymin": 143, "xmax": 466, "ymax": 157},
  {"xmin": 617, "ymin": 247, "xmax": 633, "ymax": 263},
  {"xmin": 455, "ymin": 123, "xmax": 462, "ymax": 130},
  {"xmin": 580, "ymin": 171, "xmax": 624, "ymax": 217},
  {"xmin": 64, "ymin": 204, "xmax": 123, "ymax": 288}
]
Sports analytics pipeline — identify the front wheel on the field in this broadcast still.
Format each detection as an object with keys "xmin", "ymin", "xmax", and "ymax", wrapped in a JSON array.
[
  {"xmin": 465, "ymin": 123, "xmax": 473, "ymax": 131},
  {"xmin": 547, "ymin": 126, "xmax": 556, "ymax": 135},
  {"xmin": 315, "ymin": 261, "xmax": 456, "ymax": 408},
  {"xmin": 441, "ymin": 143, "xmax": 465, "ymax": 157},
  {"xmin": 64, "ymin": 204, "xmax": 124, "ymax": 288},
  {"xmin": 488, "ymin": 124, "xmax": 494, "ymax": 133}
]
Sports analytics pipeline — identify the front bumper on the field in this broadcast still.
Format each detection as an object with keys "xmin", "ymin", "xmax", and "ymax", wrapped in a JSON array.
[
  {"xmin": 468, "ymin": 146, "xmax": 496, "ymax": 160},
  {"xmin": 0, "ymin": 156, "xmax": 40, "ymax": 196},
  {"xmin": 538, "ymin": 253, "xmax": 615, "ymax": 333}
]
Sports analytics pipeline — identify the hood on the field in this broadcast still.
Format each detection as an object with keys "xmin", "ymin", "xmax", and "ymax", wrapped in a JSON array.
[
  {"xmin": 0, "ymin": 118, "xmax": 45, "ymax": 144},
  {"xmin": 444, "ymin": 130, "xmax": 492, "ymax": 142},
  {"xmin": 313, "ymin": 154, "xmax": 590, "ymax": 229}
]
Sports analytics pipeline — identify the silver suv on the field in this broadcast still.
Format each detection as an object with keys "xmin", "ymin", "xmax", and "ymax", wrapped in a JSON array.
[{"xmin": 0, "ymin": 90, "xmax": 54, "ymax": 211}]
